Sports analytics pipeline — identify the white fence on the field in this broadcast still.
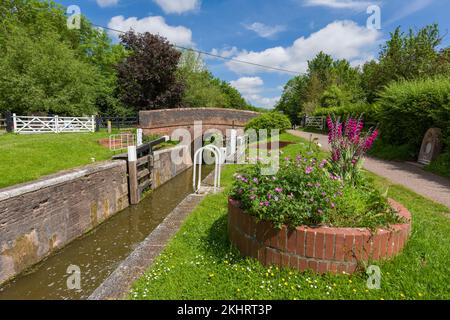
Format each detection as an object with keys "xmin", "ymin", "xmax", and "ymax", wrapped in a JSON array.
[
  {"xmin": 304, "ymin": 116, "xmax": 325, "ymax": 130},
  {"xmin": 13, "ymin": 114, "xmax": 95, "ymax": 134}
]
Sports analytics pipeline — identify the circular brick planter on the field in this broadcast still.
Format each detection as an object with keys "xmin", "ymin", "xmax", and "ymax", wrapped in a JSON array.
[{"xmin": 228, "ymin": 198, "xmax": 411, "ymax": 274}]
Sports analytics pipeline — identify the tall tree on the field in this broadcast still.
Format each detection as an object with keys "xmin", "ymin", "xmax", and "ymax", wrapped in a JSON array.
[
  {"xmin": 362, "ymin": 24, "xmax": 447, "ymax": 102},
  {"xmin": 116, "ymin": 31, "xmax": 184, "ymax": 111}
]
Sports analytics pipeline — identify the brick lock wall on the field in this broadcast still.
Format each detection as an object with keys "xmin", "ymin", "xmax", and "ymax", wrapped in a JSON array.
[
  {"xmin": 228, "ymin": 199, "xmax": 412, "ymax": 274},
  {"xmin": 0, "ymin": 161, "xmax": 129, "ymax": 285}
]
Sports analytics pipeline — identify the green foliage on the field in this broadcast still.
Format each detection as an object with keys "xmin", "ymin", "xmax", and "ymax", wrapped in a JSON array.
[
  {"xmin": 177, "ymin": 50, "xmax": 254, "ymax": 110},
  {"xmin": 361, "ymin": 24, "xmax": 449, "ymax": 103},
  {"xmin": 319, "ymin": 85, "xmax": 349, "ymax": 108},
  {"xmin": 0, "ymin": 0, "xmax": 127, "ymax": 116},
  {"xmin": 426, "ymin": 152, "xmax": 450, "ymax": 179},
  {"xmin": 377, "ymin": 76, "xmax": 450, "ymax": 155},
  {"xmin": 0, "ymin": 28, "xmax": 99, "ymax": 115},
  {"xmin": 314, "ymin": 104, "xmax": 380, "ymax": 126},
  {"xmin": 245, "ymin": 113, "xmax": 291, "ymax": 134},
  {"xmin": 275, "ymin": 75, "xmax": 308, "ymax": 124},
  {"xmin": 276, "ymin": 52, "xmax": 362, "ymax": 121}
]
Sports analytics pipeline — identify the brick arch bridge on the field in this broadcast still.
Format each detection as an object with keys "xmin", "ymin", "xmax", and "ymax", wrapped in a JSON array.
[{"xmin": 139, "ymin": 108, "xmax": 260, "ymax": 139}]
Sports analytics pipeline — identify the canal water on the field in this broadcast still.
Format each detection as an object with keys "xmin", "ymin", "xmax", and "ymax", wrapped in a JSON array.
[{"xmin": 0, "ymin": 167, "xmax": 212, "ymax": 300}]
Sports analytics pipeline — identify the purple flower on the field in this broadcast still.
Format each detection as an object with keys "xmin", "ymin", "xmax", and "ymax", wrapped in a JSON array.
[
  {"xmin": 275, "ymin": 187, "xmax": 283, "ymax": 193},
  {"xmin": 319, "ymin": 160, "xmax": 328, "ymax": 168},
  {"xmin": 331, "ymin": 203, "xmax": 336, "ymax": 209},
  {"xmin": 305, "ymin": 166, "xmax": 313, "ymax": 175},
  {"xmin": 267, "ymin": 193, "xmax": 272, "ymax": 200},
  {"xmin": 264, "ymin": 201, "xmax": 270, "ymax": 207},
  {"xmin": 284, "ymin": 157, "xmax": 291, "ymax": 161},
  {"xmin": 253, "ymin": 178, "xmax": 259, "ymax": 184}
]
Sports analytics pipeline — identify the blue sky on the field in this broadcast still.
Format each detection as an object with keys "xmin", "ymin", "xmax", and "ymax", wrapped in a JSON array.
[{"xmin": 58, "ymin": 0, "xmax": 450, "ymax": 108}]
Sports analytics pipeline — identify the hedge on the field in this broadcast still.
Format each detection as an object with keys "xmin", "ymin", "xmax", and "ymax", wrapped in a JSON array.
[
  {"xmin": 377, "ymin": 76, "xmax": 450, "ymax": 154},
  {"xmin": 313, "ymin": 103, "xmax": 379, "ymax": 127}
]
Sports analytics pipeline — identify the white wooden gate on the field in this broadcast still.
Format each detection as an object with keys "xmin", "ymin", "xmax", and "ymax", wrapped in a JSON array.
[
  {"xmin": 305, "ymin": 116, "xmax": 325, "ymax": 130},
  {"xmin": 13, "ymin": 114, "xmax": 95, "ymax": 134}
]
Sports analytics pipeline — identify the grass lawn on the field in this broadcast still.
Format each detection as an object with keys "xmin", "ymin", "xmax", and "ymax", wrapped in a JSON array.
[
  {"xmin": 0, "ymin": 132, "xmax": 116, "ymax": 188},
  {"xmin": 130, "ymin": 133, "xmax": 450, "ymax": 300}
]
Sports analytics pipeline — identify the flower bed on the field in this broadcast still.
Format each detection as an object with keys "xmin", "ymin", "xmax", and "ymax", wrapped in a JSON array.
[{"xmin": 228, "ymin": 198, "xmax": 412, "ymax": 274}]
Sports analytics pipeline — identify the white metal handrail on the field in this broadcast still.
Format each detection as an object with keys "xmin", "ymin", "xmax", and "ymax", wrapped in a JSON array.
[{"xmin": 193, "ymin": 145, "xmax": 222, "ymax": 194}]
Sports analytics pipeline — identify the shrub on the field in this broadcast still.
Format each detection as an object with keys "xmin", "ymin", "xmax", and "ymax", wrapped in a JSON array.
[
  {"xmin": 245, "ymin": 112, "xmax": 291, "ymax": 135},
  {"xmin": 377, "ymin": 77, "xmax": 450, "ymax": 156},
  {"xmin": 229, "ymin": 157, "xmax": 400, "ymax": 229}
]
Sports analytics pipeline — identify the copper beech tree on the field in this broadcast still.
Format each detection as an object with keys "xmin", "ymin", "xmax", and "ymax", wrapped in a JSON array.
[{"xmin": 116, "ymin": 31, "xmax": 185, "ymax": 111}]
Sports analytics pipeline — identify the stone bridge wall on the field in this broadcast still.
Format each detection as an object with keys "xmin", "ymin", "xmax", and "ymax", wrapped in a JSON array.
[{"xmin": 139, "ymin": 108, "xmax": 259, "ymax": 138}]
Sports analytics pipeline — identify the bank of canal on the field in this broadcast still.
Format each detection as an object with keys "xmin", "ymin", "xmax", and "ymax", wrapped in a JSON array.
[{"xmin": 0, "ymin": 167, "xmax": 212, "ymax": 300}]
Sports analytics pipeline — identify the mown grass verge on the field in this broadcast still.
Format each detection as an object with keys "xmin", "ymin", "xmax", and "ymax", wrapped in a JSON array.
[
  {"xmin": 130, "ymin": 134, "xmax": 450, "ymax": 300},
  {"xmin": 0, "ymin": 132, "xmax": 115, "ymax": 188}
]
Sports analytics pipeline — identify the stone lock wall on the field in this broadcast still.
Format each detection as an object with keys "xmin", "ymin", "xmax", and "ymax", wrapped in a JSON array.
[
  {"xmin": 0, "ymin": 161, "xmax": 129, "ymax": 285},
  {"xmin": 152, "ymin": 145, "xmax": 193, "ymax": 189},
  {"xmin": 228, "ymin": 199, "xmax": 412, "ymax": 274}
]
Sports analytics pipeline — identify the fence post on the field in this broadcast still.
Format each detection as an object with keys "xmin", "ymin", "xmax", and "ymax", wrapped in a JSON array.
[
  {"xmin": 91, "ymin": 115, "xmax": 95, "ymax": 133},
  {"xmin": 12, "ymin": 113, "xmax": 17, "ymax": 133},
  {"xmin": 5, "ymin": 111, "xmax": 12, "ymax": 132},
  {"xmin": 137, "ymin": 128, "xmax": 143, "ymax": 146},
  {"xmin": 128, "ymin": 146, "xmax": 139, "ymax": 205},
  {"xmin": 107, "ymin": 121, "xmax": 112, "ymax": 134},
  {"xmin": 55, "ymin": 115, "xmax": 59, "ymax": 133}
]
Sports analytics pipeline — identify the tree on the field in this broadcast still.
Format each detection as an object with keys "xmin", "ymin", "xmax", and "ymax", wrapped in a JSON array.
[
  {"xmin": 275, "ymin": 75, "xmax": 308, "ymax": 124},
  {"xmin": 116, "ymin": 31, "xmax": 184, "ymax": 111},
  {"xmin": 0, "ymin": 0, "xmax": 128, "ymax": 116},
  {"xmin": 177, "ymin": 50, "xmax": 253, "ymax": 110},
  {"xmin": 361, "ymin": 24, "xmax": 448, "ymax": 102},
  {"xmin": 0, "ymin": 28, "xmax": 100, "ymax": 115}
]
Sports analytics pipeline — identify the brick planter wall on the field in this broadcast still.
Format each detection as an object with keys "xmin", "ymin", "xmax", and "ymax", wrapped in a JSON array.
[{"xmin": 228, "ymin": 198, "xmax": 412, "ymax": 274}]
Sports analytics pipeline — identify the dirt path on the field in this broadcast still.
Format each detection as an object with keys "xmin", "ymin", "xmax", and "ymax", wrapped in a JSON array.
[{"xmin": 288, "ymin": 130, "xmax": 450, "ymax": 208}]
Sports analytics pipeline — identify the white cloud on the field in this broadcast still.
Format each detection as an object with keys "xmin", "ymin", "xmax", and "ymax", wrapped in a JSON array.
[
  {"xmin": 303, "ymin": 0, "xmax": 375, "ymax": 11},
  {"xmin": 230, "ymin": 77, "xmax": 279, "ymax": 109},
  {"xmin": 210, "ymin": 46, "xmax": 239, "ymax": 58},
  {"xmin": 153, "ymin": 0, "xmax": 200, "ymax": 14},
  {"xmin": 244, "ymin": 22, "xmax": 286, "ymax": 38},
  {"xmin": 230, "ymin": 77, "xmax": 264, "ymax": 95},
  {"xmin": 107, "ymin": 15, "xmax": 194, "ymax": 46},
  {"xmin": 226, "ymin": 20, "xmax": 381, "ymax": 75},
  {"xmin": 96, "ymin": 0, "xmax": 119, "ymax": 8}
]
